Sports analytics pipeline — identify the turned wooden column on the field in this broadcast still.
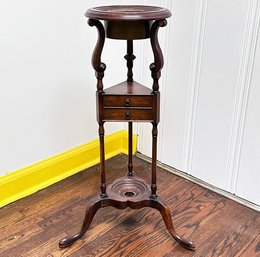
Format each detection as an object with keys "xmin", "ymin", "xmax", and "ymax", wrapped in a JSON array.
[{"xmin": 124, "ymin": 40, "xmax": 135, "ymax": 177}]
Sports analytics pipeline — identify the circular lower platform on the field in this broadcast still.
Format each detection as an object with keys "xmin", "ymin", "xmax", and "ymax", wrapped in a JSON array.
[{"xmin": 107, "ymin": 175, "xmax": 150, "ymax": 200}]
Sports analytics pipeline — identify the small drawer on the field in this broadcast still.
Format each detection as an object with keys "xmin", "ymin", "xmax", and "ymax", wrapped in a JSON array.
[
  {"xmin": 103, "ymin": 95, "xmax": 153, "ymax": 108},
  {"xmin": 102, "ymin": 108, "xmax": 153, "ymax": 121}
]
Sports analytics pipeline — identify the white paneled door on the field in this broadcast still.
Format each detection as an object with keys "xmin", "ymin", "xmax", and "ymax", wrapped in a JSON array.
[{"xmin": 133, "ymin": 0, "xmax": 260, "ymax": 206}]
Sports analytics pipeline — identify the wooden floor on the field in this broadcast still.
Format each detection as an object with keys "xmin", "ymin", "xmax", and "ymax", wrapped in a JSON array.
[{"xmin": 0, "ymin": 154, "xmax": 259, "ymax": 257}]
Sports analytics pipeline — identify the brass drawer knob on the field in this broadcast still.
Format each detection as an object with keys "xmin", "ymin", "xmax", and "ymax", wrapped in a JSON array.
[
  {"xmin": 125, "ymin": 98, "xmax": 131, "ymax": 107},
  {"xmin": 125, "ymin": 112, "xmax": 131, "ymax": 120}
]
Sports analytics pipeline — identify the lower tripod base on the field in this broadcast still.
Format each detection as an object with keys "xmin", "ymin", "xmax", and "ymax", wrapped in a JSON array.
[{"xmin": 59, "ymin": 175, "xmax": 195, "ymax": 251}]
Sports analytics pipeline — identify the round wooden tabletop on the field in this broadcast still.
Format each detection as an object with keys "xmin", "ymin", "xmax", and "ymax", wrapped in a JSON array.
[{"xmin": 85, "ymin": 5, "xmax": 172, "ymax": 21}]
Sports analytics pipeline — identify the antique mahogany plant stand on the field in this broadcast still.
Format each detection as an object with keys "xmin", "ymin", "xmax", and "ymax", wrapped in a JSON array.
[{"xmin": 59, "ymin": 5, "xmax": 195, "ymax": 251}]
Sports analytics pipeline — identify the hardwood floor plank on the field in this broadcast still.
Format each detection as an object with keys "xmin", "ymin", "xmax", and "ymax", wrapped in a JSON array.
[
  {"xmin": 0, "ymin": 154, "xmax": 259, "ymax": 257},
  {"xmin": 21, "ymin": 233, "xmax": 68, "ymax": 257},
  {"xmin": 20, "ymin": 168, "xmax": 100, "ymax": 218},
  {"xmin": 70, "ymin": 212, "xmax": 164, "ymax": 257},
  {"xmin": 206, "ymin": 215, "xmax": 260, "ymax": 257},
  {"xmin": 0, "ymin": 224, "xmax": 42, "ymax": 256},
  {"xmin": 239, "ymin": 234, "xmax": 260, "ymax": 257},
  {"xmin": 0, "ymin": 210, "xmax": 25, "ymax": 229},
  {"xmin": 1, "ymin": 215, "xmax": 43, "ymax": 239}
]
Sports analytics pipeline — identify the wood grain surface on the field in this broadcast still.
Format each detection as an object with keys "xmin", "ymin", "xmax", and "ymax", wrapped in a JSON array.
[{"xmin": 0, "ymin": 154, "xmax": 259, "ymax": 257}]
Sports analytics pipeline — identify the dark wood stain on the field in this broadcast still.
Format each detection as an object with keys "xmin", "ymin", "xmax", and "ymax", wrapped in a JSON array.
[
  {"xmin": 79, "ymin": 5, "xmax": 195, "ymax": 252},
  {"xmin": 0, "ymin": 154, "xmax": 259, "ymax": 257}
]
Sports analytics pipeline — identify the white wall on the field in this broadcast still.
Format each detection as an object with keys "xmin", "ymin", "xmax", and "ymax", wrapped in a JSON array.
[
  {"xmin": 1, "ymin": 0, "xmax": 259, "ymax": 206},
  {"xmin": 0, "ymin": 0, "xmax": 128, "ymax": 174},
  {"xmin": 135, "ymin": 0, "xmax": 260, "ymax": 206}
]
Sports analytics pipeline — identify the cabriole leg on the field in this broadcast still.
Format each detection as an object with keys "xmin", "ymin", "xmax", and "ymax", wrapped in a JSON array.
[
  {"xmin": 59, "ymin": 196, "xmax": 103, "ymax": 248},
  {"xmin": 152, "ymin": 197, "xmax": 195, "ymax": 251}
]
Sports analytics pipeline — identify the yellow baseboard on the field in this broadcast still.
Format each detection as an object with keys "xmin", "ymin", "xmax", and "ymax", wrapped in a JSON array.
[{"xmin": 0, "ymin": 130, "xmax": 137, "ymax": 208}]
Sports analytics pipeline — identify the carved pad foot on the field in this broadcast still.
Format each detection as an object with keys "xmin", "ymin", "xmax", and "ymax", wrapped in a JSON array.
[{"xmin": 59, "ymin": 234, "xmax": 81, "ymax": 248}]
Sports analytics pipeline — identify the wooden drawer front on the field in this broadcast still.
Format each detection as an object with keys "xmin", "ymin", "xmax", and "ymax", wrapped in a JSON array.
[
  {"xmin": 102, "ymin": 108, "xmax": 153, "ymax": 121},
  {"xmin": 103, "ymin": 95, "xmax": 153, "ymax": 108}
]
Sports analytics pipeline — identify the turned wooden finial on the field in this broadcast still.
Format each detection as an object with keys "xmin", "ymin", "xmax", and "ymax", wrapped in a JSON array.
[{"xmin": 124, "ymin": 40, "xmax": 136, "ymax": 82}]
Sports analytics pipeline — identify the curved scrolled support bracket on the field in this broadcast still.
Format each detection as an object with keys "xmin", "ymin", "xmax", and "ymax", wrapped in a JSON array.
[
  {"xmin": 150, "ymin": 19, "xmax": 167, "ymax": 92},
  {"xmin": 88, "ymin": 19, "xmax": 106, "ymax": 91}
]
